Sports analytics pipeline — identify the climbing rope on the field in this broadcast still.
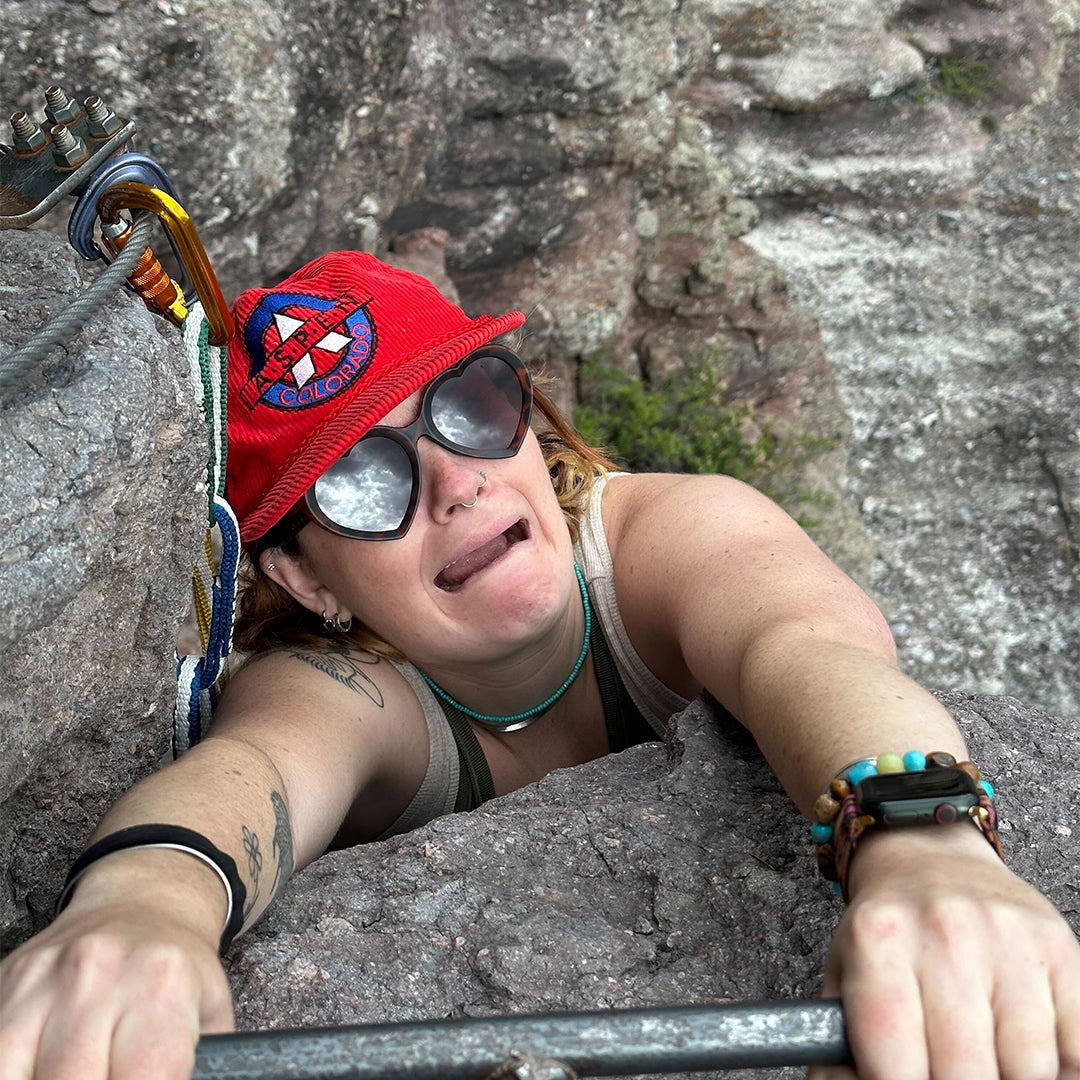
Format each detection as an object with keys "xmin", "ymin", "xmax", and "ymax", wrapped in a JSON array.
[
  {"xmin": 174, "ymin": 299, "xmax": 236, "ymax": 755},
  {"xmin": 0, "ymin": 212, "xmax": 156, "ymax": 388}
]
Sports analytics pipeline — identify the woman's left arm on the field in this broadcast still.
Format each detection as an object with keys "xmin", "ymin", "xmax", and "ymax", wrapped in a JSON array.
[{"xmin": 608, "ymin": 472, "xmax": 1080, "ymax": 1080}]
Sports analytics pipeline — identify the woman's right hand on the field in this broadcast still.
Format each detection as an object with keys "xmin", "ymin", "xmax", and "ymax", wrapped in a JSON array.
[{"xmin": 0, "ymin": 874, "xmax": 234, "ymax": 1080}]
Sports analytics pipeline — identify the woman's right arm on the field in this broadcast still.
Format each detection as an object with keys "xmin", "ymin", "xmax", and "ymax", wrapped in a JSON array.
[{"xmin": 0, "ymin": 647, "xmax": 426, "ymax": 1080}]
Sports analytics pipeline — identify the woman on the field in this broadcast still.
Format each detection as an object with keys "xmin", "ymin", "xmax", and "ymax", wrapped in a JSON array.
[{"xmin": 1, "ymin": 251, "xmax": 1076, "ymax": 1080}]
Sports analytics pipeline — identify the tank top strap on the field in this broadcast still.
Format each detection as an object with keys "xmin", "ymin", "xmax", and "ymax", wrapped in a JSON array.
[
  {"xmin": 440, "ymin": 701, "xmax": 497, "ymax": 812},
  {"xmin": 587, "ymin": 580, "xmax": 661, "ymax": 752}
]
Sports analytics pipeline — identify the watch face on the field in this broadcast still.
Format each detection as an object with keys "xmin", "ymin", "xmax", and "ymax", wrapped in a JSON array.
[{"xmin": 856, "ymin": 768, "xmax": 978, "ymax": 827}]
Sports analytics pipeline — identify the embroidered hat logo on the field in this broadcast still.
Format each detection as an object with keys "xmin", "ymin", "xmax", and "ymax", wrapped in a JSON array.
[{"xmin": 239, "ymin": 289, "xmax": 376, "ymax": 411}]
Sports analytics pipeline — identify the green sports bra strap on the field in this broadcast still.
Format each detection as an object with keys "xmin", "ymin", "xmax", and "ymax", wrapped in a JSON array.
[
  {"xmin": 443, "ymin": 700, "xmax": 496, "ymax": 812},
  {"xmin": 587, "ymin": 588, "xmax": 660, "ymax": 753}
]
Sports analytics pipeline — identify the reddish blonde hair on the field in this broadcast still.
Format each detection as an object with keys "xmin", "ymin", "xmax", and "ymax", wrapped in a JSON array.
[{"xmin": 232, "ymin": 382, "xmax": 614, "ymax": 658}]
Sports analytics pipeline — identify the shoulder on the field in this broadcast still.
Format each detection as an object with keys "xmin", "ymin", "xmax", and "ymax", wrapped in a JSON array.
[
  {"xmin": 236, "ymin": 646, "xmax": 394, "ymax": 705},
  {"xmin": 212, "ymin": 645, "xmax": 429, "ymax": 792},
  {"xmin": 597, "ymin": 472, "xmax": 892, "ymax": 693},
  {"xmin": 227, "ymin": 645, "xmax": 408, "ymax": 707},
  {"xmin": 601, "ymin": 470, "xmax": 870, "ymax": 607},
  {"xmin": 592, "ymin": 473, "xmax": 801, "ymax": 692},
  {"xmin": 599, "ymin": 471, "xmax": 792, "ymax": 555}
]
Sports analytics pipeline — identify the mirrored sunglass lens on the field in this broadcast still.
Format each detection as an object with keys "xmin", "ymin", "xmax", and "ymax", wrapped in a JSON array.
[
  {"xmin": 314, "ymin": 437, "xmax": 414, "ymax": 534},
  {"xmin": 429, "ymin": 355, "xmax": 523, "ymax": 450}
]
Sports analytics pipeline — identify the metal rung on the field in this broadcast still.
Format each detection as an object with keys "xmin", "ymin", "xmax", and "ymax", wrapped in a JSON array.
[{"xmin": 194, "ymin": 1000, "xmax": 849, "ymax": 1080}]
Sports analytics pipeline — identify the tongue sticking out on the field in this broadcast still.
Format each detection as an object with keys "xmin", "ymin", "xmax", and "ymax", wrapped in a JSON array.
[{"xmin": 436, "ymin": 520, "xmax": 528, "ymax": 591}]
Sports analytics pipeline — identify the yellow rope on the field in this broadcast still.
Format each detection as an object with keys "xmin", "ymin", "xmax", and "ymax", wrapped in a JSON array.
[{"xmin": 192, "ymin": 563, "xmax": 212, "ymax": 650}]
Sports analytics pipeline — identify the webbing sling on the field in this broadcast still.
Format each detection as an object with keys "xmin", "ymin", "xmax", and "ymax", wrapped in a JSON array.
[{"xmin": 173, "ymin": 300, "xmax": 239, "ymax": 755}]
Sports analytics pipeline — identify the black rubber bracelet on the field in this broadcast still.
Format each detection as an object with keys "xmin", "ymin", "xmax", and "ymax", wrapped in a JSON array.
[{"xmin": 55, "ymin": 824, "xmax": 248, "ymax": 955}]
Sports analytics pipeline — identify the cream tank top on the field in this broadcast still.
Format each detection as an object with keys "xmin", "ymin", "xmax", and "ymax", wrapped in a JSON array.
[{"xmin": 379, "ymin": 473, "xmax": 690, "ymax": 840}]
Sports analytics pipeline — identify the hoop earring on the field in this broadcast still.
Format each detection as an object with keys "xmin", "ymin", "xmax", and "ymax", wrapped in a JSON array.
[{"xmin": 322, "ymin": 610, "xmax": 353, "ymax": 634}]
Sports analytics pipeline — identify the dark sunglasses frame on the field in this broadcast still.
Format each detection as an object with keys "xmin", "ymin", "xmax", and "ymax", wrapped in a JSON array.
[{"xmin": 269, "ymin": 346, "xmax": 533, "ymax": 545}]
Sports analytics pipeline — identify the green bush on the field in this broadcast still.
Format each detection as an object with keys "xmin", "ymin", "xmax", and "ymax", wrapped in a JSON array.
[
  {"xmin": 574, "ymin": 361, "xmax": 759, "ymax": 478},
  {"xmin": 572, "ymin": 357, "xmax": 835, "ymax": 521},
  {"xmin": 938, "ymin": 57, "xmax": 993, "ymax": 103},
  {"xmin": 907, "ymin": 55, "xmax": 995, "ymax": 109}
]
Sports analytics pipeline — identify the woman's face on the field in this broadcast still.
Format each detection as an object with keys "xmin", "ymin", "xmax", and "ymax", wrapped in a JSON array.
[{"xmin": 290, "ymin": 387, "xmax": 578, "ymax": 670}]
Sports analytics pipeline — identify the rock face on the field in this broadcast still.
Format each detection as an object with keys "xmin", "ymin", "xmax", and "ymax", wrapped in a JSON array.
[
  {"xmin": 230, "ymin": 692, "xmax": 1080, "ymax": 1079},
  {"xmin": 741, "ymin": 40, "xmax": 1080, "ymax": 714},
  {"xmin": 0, "ymin": 229, "xmax": 205, "ymax": 948},
  {"xmin": 3, "ymin": 0, "xmax": 1074, "ymax": 715}
]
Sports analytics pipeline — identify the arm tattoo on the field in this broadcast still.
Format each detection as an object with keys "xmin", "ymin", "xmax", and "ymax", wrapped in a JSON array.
[
  {"xmin": 269, "ymin": 790, "xmax": 294, "ymax": 900},
  {"xmin": 239, "ymin": 791, "xmax": 294, "ymax": 920},
  {"xmin": 241, "ymin": 825, "xmax": 263, "ymax": 918},
  {"xmin": 287, "ymin": 648, "xmax": 385, "ymax": 707}
]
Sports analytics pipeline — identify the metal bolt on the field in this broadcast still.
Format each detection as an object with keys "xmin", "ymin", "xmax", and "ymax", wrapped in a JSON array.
[
  {"xmin": 487, "ymin": 1051, "xmax": 578, "ymax": 1080},
  {"xmin": 44, "ymin": 84, "xmax": 80, "ymax": 126},
  {"xmin": 10, "ymin": 111, "xmax": 47, "ymax": 154},
  {"xmin": 84, "ymin": 95, "xmax": 121, "ymax": 137},
  {"xmin": 100, "ymin": 218, "xmax": 131, "ymax": 243},
  {"xmin": 50, "ymin": 123, "xmax": 89, "ymax": 167}
]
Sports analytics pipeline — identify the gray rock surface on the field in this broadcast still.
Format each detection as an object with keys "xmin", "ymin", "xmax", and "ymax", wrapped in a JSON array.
[
  {"xmin": 230, "ymin": 692, "xmax": 1080, "ymax": 1079},
  {"xmin": 0, "ymin": 229, "xmax": 204, "ymax": 948},
  {"xmin": 2, "ymin": 1, "xmax": 1074, "ymax": 714},
  {"xmin": 742, "ymin": 43, "xmax": 1080, "ymax": 714}
]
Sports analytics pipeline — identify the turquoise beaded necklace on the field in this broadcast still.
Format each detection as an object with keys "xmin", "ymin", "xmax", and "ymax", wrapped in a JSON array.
[{"xmin": 417, "ymin": 563, "xmax": 592, "ymax": 732}]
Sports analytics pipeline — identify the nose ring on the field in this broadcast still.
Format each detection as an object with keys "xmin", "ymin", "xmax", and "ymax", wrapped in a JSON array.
[{"xmin": 459, "ymin": 470, "xmax": 487, "ymax": 509}]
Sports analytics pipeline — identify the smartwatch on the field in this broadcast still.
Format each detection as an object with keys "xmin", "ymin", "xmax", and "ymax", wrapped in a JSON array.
[
  {"xmin": 855, "ymin": 767, "xmax": 979, "ymax": 827},
  {"xmin": 829, "ymin": 765, "xmax": 1003, "ymax": 901}
]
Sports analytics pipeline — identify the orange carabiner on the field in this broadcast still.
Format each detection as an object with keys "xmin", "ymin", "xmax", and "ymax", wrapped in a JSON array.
[
  {"xmin": 99, "ymin": 216, "xmax": 188, "ymax": 327},
  {"xmin": 97, "ymin": 181, "xmax": 232, "ymax": 346}
]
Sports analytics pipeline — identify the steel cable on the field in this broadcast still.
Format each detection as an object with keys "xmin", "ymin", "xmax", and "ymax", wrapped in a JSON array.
[{"xmin": 0, "ymin": 211, "xmax": 157, "ymax": 390}]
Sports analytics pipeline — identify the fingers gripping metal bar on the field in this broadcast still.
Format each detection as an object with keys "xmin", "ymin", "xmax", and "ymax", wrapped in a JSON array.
[
  {"xmin": 193, "ymin": 1000, "xmax": 851, "ymax": 1080},
  {"xmin": 96, "ymin": 182, "xmax": 233, "ymax": 346}
]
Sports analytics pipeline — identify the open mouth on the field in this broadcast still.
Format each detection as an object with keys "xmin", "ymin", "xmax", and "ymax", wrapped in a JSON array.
[{"xmin": 435, "ymin": 519, "xmax": 530, "ymax": 592}]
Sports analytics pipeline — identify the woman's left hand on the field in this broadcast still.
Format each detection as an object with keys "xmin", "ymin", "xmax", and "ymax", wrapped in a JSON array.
[{"xmin": 809, "ymin": 824, "xmax": 1080, "ymax": 1080}]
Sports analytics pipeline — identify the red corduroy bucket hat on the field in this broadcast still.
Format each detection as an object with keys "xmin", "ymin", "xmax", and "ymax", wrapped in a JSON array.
[{"xmin": 226, "ymin": 252, "xmax": 525, "ymax": 541}]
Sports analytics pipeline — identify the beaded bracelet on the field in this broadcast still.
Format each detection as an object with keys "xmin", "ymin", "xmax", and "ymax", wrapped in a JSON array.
[{"xmin": 811, "ymin": 750, "xmax": 1003, "ymax": 902}]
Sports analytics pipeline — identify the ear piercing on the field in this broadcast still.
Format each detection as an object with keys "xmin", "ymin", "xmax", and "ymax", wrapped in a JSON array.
[{"xmin": 322, "ymin": 610, "xmax": 353, "ymax": 633}]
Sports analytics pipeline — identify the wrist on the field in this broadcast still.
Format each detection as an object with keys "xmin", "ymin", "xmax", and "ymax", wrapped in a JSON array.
[
  {"xmin": 57, "ymin": 824, "xmax": 248, "ymax": 953},
  {"xmin": 811, "ymin": 750, "xmax": 1002, "ymax": 900},
  {"xmin": 61, "ymin": 846, "xmax": 230, "ymax": 949},
  {"xmin": 847, "ymin": 820, "xmax": 1006, "ymax": 899}
]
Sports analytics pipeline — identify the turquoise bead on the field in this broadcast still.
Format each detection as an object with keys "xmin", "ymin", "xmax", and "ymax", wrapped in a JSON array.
[
  {"xmin": 831, "ymin": 881, "xmax": 844, "ymax": 896},
  {"xmin": 978, "ymin": 780, "xmax": 994, "ymax": 798},
  {"xmin": 811, "ymin": 822, "xmax": 834, "ymax": 843},
  {"xmin": 903, "ymin": 750, "xmax": 927, "ymax": 772},
  {"xmin": 847, "ymin": 759, "xmax": 877, "ymax": 786}
]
